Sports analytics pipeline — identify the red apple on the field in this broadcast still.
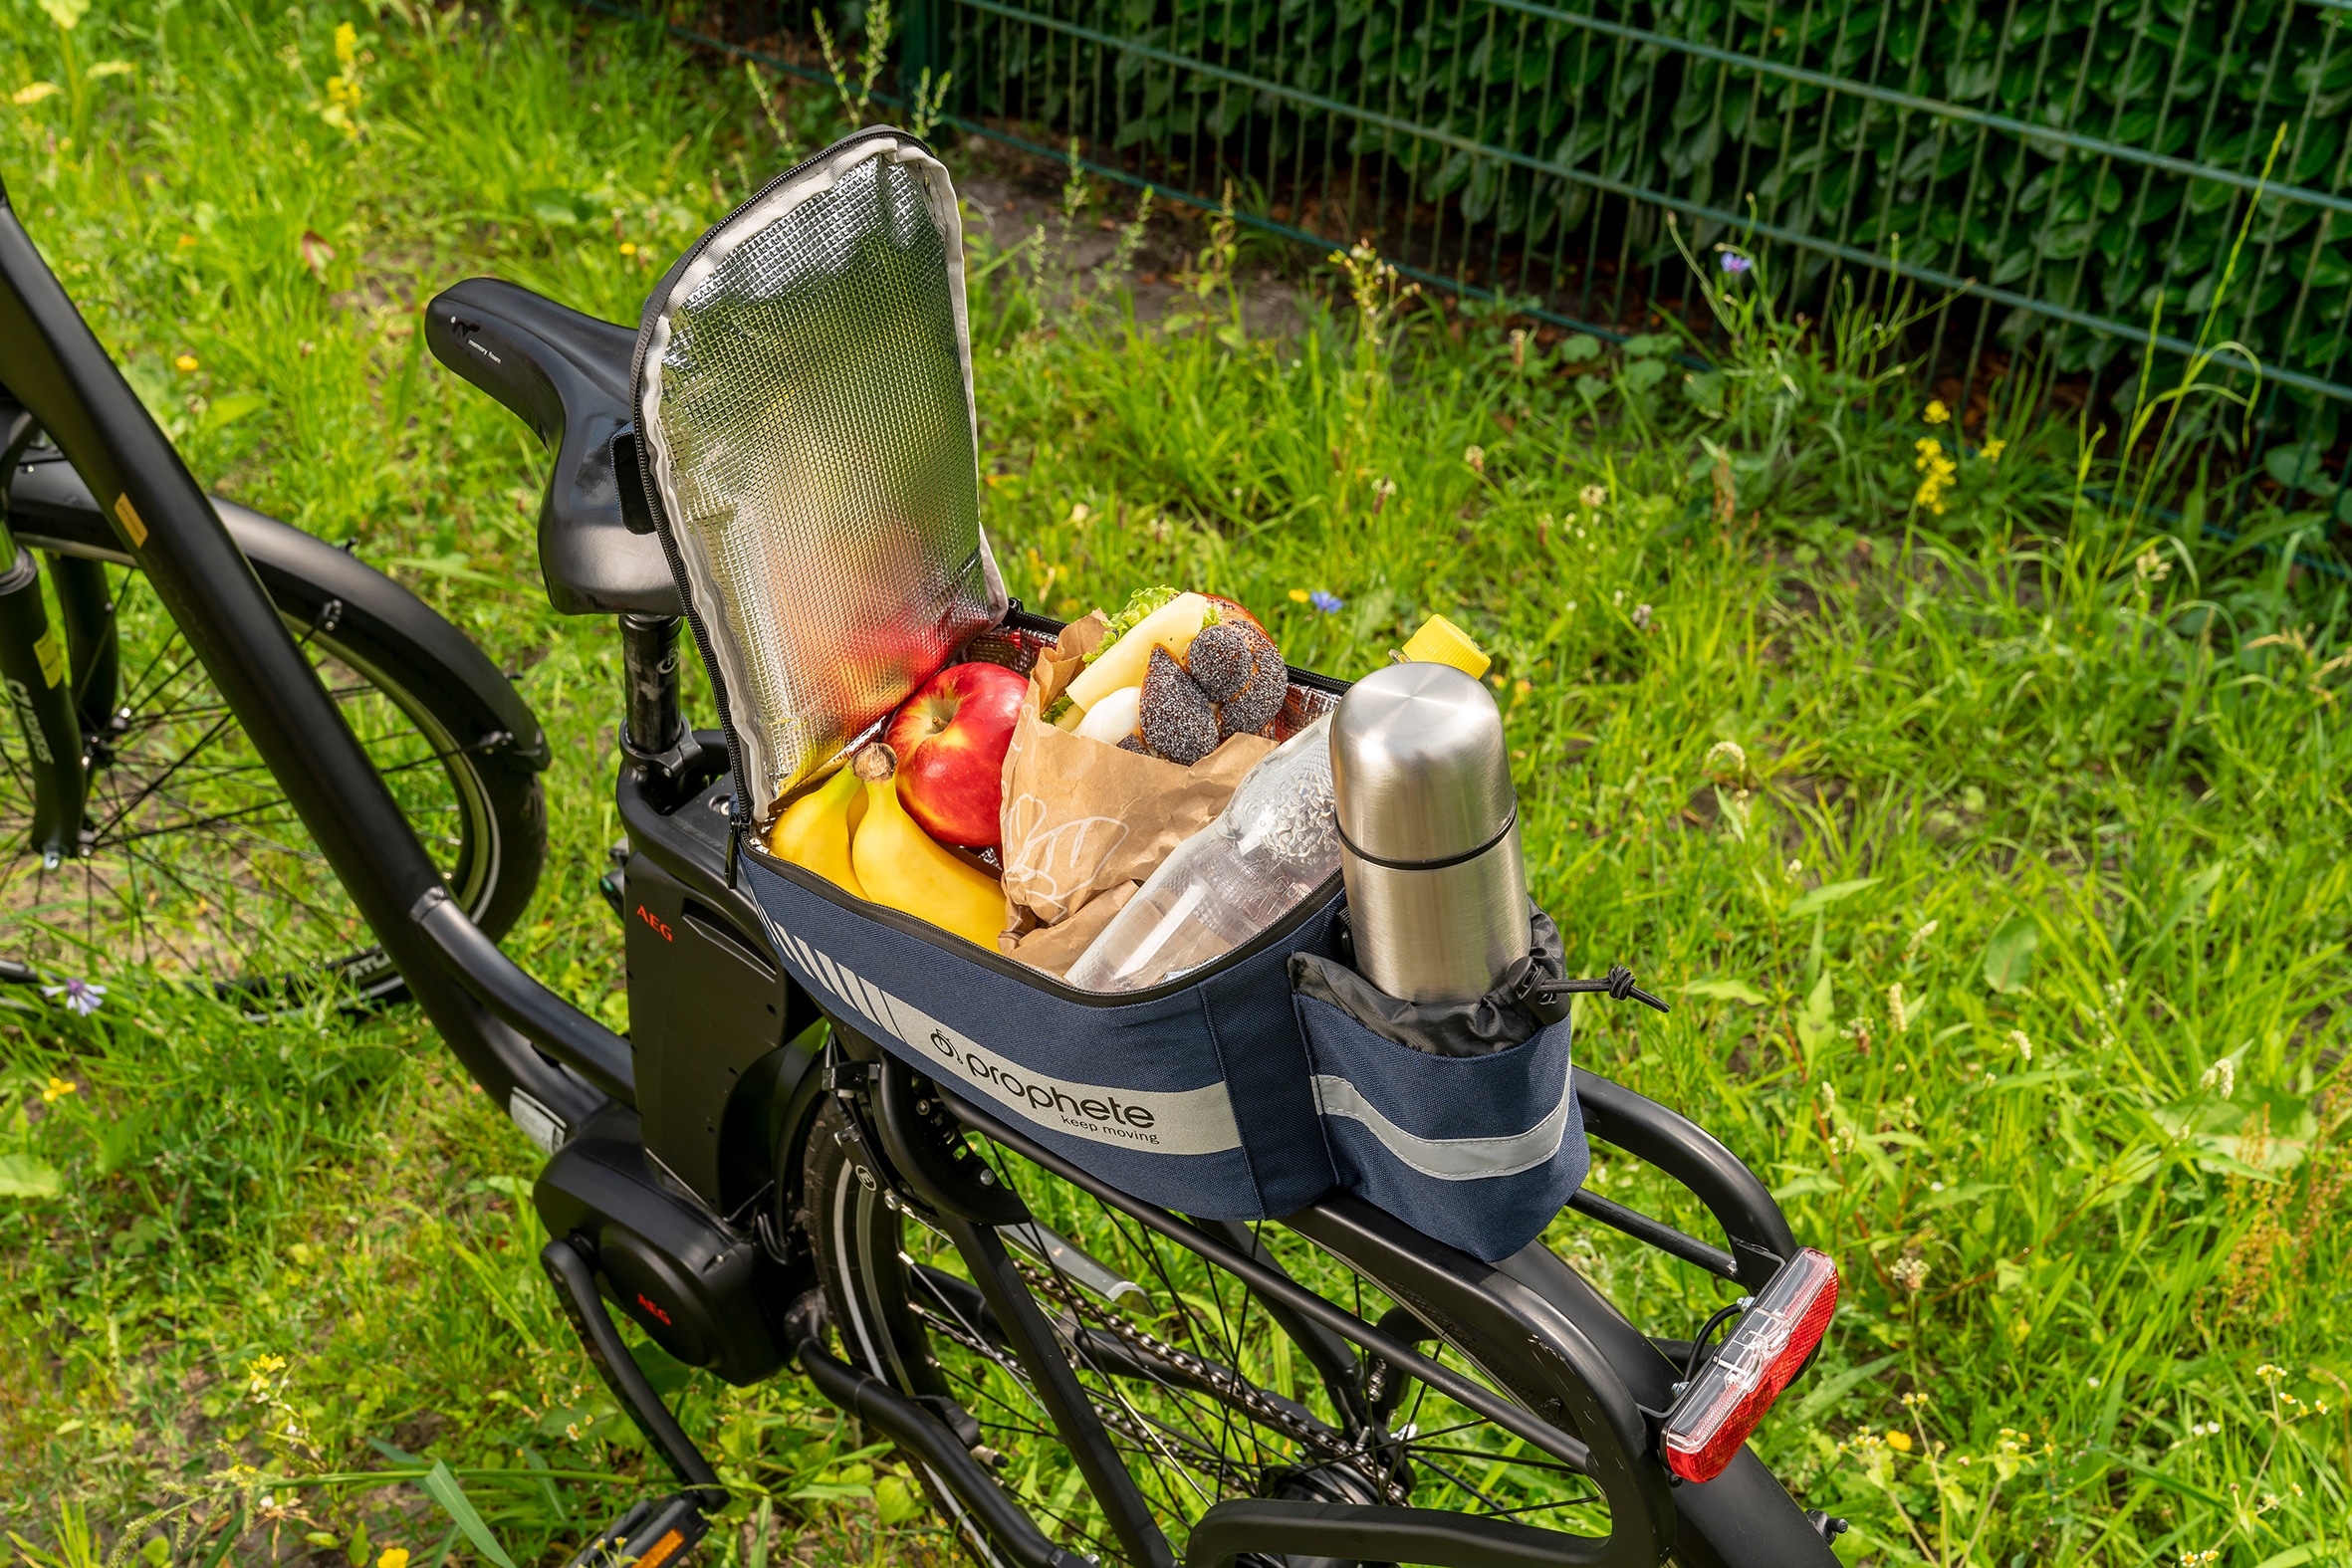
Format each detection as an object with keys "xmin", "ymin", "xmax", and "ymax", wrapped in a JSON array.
[{"xmin": 884, "ymin": 661, "xmax": 1028, "ymax": 848}]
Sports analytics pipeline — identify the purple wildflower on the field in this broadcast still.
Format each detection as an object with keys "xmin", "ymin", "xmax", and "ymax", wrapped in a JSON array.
[
  {"xmin": 1720, "ymin": 252, "xmax": 1753, "ymax": 275},
  {"xmin": 42, "ymin": 978, "xmax": 107, "ymax": 1016},
  {"xmin": 1309, "ymin": 590, "xmax": 1344, "ymax": 614}
]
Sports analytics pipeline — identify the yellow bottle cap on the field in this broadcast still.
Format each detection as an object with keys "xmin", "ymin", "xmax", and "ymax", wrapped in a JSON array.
[{"xmin": 1398, "ymin": 613, "xmax": 1492, "ymax": 681}]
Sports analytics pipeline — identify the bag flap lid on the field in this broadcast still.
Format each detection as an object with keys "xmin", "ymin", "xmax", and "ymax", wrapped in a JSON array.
[{"xmin": 633, "ymin": 128, "xmax": 1007, "ymax": 817}]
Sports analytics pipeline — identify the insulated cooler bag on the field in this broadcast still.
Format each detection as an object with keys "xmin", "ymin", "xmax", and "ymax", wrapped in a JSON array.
[{"xmin": 627, "ymin": 127, "xmax": 1589, "ymax": 1259}]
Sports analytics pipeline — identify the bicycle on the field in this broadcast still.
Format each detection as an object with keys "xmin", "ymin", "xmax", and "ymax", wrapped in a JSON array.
[{"xmin": 1, "ymin": 144, "xmax": 1846, "ymax": 1568}]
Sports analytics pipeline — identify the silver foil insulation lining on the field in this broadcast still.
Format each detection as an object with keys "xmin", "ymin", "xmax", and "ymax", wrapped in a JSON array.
[{"xmin": 638, "ymin": 131, "xmax": 1007, "ymax": 815}]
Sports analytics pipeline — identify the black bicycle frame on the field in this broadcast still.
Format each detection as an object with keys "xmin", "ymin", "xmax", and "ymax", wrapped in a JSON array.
[
  {"xmin": 5, "ymin": 165, "xmax": 1841, "ymax": 1568},
  {"xmin": 822, "ymin": 1035, "xmax": 1833, "ymax": 1567},
  {"xmin": 0, "ymin": 173, "xmax": 615, "ymax": 1140}
]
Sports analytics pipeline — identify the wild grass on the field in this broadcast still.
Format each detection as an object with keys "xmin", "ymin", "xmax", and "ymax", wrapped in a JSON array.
[{"xmin": 3, "ymin": 0, "xmax": 2351, "ymax": 1565}]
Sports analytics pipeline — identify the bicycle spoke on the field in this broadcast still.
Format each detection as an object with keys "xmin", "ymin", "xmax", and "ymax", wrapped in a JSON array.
[
  {"xmin": 115, "ymin": 625, "xmax": 201, "ymax": 715},
  {"xmin": 93, "ymin": 710, "xmax": 244, "ymax": 837},
  {"xmin": 926, "ymin": 1352, "xmax": 1126, "ymax": 1555},
  {"xmin": 119, "ymin": 839, "xmax": 362, "ymax": 937},
  {"xmin": 834, "ymin": 1114, "xmax": 1622, "ymax": 1568},
  {"xmin": 103, "ymin": 792, "xmax": 322, "ymax": 849},
  {"xmin": 3, "ymin": 573, "xmax": 489, "ymax": 996}
]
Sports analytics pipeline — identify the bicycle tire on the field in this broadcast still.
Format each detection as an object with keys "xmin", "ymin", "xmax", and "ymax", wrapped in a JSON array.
[
  {"xmin": 803, "ymin": 1091, "xmax": 1641, "ymax": 1568},
  {"xmin": 1, "ymin": 458, "xmax": 547, "ymax": 1002}
]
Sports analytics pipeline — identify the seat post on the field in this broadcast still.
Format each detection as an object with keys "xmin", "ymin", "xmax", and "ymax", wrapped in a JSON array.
[{"xmin": 619, "ymin": 612, "xmax": 691, "ymax": 795}]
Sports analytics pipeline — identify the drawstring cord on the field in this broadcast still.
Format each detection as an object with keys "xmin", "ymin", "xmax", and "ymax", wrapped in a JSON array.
[{"xmin": 1502, "ymin": 958, "xmax": 1671, "ymax": 1025}]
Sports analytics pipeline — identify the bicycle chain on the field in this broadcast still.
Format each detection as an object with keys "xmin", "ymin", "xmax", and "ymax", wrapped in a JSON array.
[
  {"xmin": 907, "ymin": 1293, "xmax": 1260, "ymax": 1498},
  {"xmin": 1013, "ymin": 1257, "xmax": 1410, "ymax": 1504}
]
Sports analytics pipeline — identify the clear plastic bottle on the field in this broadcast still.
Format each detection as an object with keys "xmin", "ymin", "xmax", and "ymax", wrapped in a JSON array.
[{"xmin": 1065, "ymin": 714, "xmax": 1339, "ymax": 993}]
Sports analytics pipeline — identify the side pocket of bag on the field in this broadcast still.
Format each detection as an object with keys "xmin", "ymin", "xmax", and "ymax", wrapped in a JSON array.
[{"xmin": 1292, "ymin": 991, "xmax": 1588, "ymax": 1262}]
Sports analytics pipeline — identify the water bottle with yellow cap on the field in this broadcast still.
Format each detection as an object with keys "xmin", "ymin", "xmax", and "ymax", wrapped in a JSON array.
[{"xmin": 1394, "ymin": 613, "xmax": 1492, "ymax": 680}]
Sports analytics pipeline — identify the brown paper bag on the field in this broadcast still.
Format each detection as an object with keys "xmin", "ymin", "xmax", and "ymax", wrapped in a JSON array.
[
  {"xmin": 996, "ymin": 612, "xmax": 1274, "ymax": 942},
  {"xmin": 1005, "ymin": 879, "xmax": 1140, "ymax": 976}
]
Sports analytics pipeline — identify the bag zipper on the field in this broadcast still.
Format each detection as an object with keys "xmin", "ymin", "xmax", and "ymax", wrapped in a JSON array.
[{"xmin": 628, "ymin": 125, "xmax": 930, "ymax": 835}]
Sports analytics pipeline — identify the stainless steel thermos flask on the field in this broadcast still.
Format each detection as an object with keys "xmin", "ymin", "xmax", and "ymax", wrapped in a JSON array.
[{"xmin": 1329, "ymin": 662, "xmax": 1529, "ymax": 1003}]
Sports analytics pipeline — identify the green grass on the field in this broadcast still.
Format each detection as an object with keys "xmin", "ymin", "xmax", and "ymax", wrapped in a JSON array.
[{"xmin": 4, "ymin": 1, "xmax": 2352, "ymax": 1565}]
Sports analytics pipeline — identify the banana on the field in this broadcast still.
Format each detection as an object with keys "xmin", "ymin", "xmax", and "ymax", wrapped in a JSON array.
[
  {"xmin": 848, "ymin": 744, "xmax": 1007, "ymax": 947},
  {"xmin": 768, "ymin": 763, "xmax": 868, "ymax": 899}
]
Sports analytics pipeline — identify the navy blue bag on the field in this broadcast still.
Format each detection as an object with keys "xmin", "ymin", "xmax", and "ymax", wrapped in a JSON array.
[
  {"xmin": 745, "ymin": 852, "xmax": 1346, "ymax": 1221},
  {"xmin": 1294, "ymin": 997, "xmax": 1587, "ymax": 1261},
  {"xmin": 745, "ymin": 845, "xmax": 1589, "ymax": 1259},
  {"xmin": 629, "ymin": 128, "xmax": 1588, "ymax": 1260}
]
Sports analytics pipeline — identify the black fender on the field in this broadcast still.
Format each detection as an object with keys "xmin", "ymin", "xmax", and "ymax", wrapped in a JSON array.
[{"xmin": 7, "ymin": 453, "xmax": 549, "ymax": 771}]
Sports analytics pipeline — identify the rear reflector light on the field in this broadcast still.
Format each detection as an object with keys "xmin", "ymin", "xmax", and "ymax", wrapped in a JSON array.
[{"xmin": 1661, "ymin": 1247, "xmax": 1839, "ymax": 1483}]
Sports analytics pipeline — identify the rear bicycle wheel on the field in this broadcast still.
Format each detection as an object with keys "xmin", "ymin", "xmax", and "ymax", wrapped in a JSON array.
[
  {"xmin": 802, "ymin": 1093, "xmax": 1621, "ymax": 1568},
  {"xmin": 0, "ymin": 486, "xmax": 545, "ymax": 1002}
]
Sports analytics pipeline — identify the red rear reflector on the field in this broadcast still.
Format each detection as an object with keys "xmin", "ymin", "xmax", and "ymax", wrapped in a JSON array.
[{"xmin": 1661, "ymin": 1247, "xmax": 1839, "ymax": 1483}]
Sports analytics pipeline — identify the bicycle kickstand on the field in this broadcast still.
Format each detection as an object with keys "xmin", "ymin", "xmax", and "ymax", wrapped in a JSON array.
[{"xmin": 541, "ymin": 1237, "xmax": 729, "ymax": 1568}]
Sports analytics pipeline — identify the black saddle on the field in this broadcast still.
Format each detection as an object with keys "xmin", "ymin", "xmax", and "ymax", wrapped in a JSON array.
[{"xmin": 424, "ymin": 278, "xmax": 682, "ymax": 617}]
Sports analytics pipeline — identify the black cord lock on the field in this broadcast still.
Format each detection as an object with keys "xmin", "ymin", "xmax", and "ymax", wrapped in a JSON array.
[{"xmin": 1502, "ymin": 958, "xmax": 1672, "ymax": 1026}]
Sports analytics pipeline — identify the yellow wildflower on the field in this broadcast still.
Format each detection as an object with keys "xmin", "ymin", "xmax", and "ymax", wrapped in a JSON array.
[
  {"xmin": 376, "ymin": 1550, "xmax": 410, "ymax": 1568},
  {"xmin": 321, "ymin": 23, "xmax": 362, "ymax": 134},
  {"xmin": 1914, "ymin": 438, "xmax": 1958, "ymax": 515},
  {"xmin": 619, "ymin": 241, "xmax": 637, "ymax": 257},
  {"xmin": 42, "ymin": 1076, "xmax": 77, "ymax": 1103},
  {"xmin": 173, "ymin": 353, "xmax": 198, "ymax": 372},
  {"xmin": 1288, "ymin": 588, "xmax": 1310, "ymax": 603},
  {"xmin": 1886, "ymin": 1431, "xmax": 1914, "ymax": 1453},
  {"xmin": 1982, "ymin": 438, "xmax": 2006, "ymax": 463},
  {"xmin": 1923, "ymin": 399, "xmax": 1951, "ymax": 425}
]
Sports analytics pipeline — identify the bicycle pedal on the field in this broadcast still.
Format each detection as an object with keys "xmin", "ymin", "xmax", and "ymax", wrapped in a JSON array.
[{"xmin": 564, "ymin": 1492, "xmax": 710, "ymax": 1568}]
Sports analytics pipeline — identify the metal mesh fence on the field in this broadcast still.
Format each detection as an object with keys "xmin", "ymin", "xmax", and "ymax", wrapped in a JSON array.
[{"xmin": 608, "ymin": 0, "xmax": 2352, "ymax": 508}]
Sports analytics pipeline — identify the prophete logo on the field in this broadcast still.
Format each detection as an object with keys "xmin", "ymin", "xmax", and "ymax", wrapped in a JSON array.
[{"xmin": 766, "ymin": 926, "xmax": 1242, "ymax": 1157}]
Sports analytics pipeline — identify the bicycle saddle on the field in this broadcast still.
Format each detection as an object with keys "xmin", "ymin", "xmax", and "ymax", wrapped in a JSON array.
[{"xmin": 424, "ymin": 278, "xmax": 683, "ymax": 617}]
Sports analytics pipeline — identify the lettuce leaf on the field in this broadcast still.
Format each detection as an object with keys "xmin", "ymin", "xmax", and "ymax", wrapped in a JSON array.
[
  {"xmin": 1081, "ymin": 586, "xmax": 1217, "ymax": 667},
  {"xmin": 1101, "ymin": 585, "xmax": 1180, "ymax": 643}
]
